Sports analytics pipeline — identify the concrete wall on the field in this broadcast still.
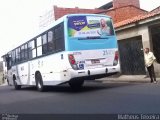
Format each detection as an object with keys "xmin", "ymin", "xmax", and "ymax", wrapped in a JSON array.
[{"xmin": 116, "ymin": 27, "xmax": 139, "ymax": 40}]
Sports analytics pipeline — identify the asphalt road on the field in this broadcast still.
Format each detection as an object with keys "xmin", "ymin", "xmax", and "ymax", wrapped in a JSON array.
[{"xmin": 0, "ymin": 81, "xmax": 160, "ymax": 115}]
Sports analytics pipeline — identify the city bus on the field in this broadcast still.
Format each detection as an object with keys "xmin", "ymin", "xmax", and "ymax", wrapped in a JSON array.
[{"xmin": 2, "ymin": 14, "xmax": 120, "ymax": 91}]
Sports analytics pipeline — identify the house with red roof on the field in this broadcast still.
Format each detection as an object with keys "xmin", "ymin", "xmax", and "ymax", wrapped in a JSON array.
[{"xmin": 113, "ymin": 2, "xmax": 160, "ymax": 76}]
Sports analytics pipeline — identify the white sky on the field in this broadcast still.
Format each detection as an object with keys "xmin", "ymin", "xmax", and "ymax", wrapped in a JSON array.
[{"xmin": 0, "ymin": 0, "xmax": 160, "ymax": 60}]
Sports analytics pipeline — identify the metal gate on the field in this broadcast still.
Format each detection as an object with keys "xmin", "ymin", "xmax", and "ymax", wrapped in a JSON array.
[{"xmin": 118, "ymin": 36, "xmax": 146, "ymax": 75}]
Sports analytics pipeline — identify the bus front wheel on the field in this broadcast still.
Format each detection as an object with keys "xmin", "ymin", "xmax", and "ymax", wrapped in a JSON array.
[
  {"xmin": 35, "ymin": 72, "xmax": 45, "ymax": 92},
  {"xmin": 69, "ymin": 79, "xmax": 84, "ymax": 90}
]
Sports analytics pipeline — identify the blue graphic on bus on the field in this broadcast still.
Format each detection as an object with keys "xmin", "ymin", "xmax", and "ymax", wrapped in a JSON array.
[
  {"xmin": 68, "ymin": 16, "xmax": 87, "ymax": 31},
  {"xmin": 79, "ymin": 64, "xmax": 84, "ymax": 69}
]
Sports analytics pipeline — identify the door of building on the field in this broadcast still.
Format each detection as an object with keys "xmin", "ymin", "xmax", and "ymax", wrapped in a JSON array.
[{"xmin": 118, "ymin": 36, "xmax": 146, "ymax": 75}]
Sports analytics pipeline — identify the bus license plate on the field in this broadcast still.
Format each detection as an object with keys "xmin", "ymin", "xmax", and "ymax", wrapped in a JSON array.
[{"xmin": 91, "ymin": 59, "xmax": 100, "ymax": 64}]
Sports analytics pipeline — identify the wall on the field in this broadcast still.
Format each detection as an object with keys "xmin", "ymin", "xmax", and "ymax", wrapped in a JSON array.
[
  {"xmin": 53, "ymin": 6, "xmax": 104, "ymax": 20},
  {"xmin": 0, "ymin": 62, "xmax": 3, "ymax": 85},
  {"xmin": 113, "ymin": 0, "xmax": 140, "ymax": 8}
]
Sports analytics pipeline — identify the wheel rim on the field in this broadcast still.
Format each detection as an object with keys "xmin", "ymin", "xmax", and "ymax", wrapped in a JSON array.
[
  {"xmin": 38, "ymin": 81, "xmax": 42, "ymax": 89},
  {"xmin": 36, "ymin": 73, "xmax": 43, "ymax": 91},
  {"xmin": 14, "ymin": 80, "xmax": 17, "ymax": 86}
]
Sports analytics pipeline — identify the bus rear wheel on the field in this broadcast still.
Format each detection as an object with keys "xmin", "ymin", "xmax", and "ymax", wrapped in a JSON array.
[
  {"xmin": 35, "ymin": 72, "xmax": 45, "ymax": 92},
  {"xmin": 69, "ymin": 79, "xmax": 84, "ymax": 90},
  {"xmin": 13, "ymin": 78, "xmax": 21, "ymax": 90}
]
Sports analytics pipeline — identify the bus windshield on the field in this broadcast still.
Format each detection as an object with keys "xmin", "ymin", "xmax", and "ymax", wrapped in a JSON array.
[{"xmin": 68, "ymin": 15, "xmax": 114, "ymax": 39}]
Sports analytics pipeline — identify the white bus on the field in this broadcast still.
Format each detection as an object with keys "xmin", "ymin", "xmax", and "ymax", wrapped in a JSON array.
[{"xmin": 2, "ymin": 14, "xmax": 120, "ymax": 91}]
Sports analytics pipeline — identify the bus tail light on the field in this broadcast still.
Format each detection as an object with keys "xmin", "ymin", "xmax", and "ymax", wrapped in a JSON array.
[
  {"xmin": 68, "ymin": 54, "xmax": 78, "ymax": 70},
  {"xmin": 113, "ymin": 51, "xmax": 119, "ymax": 66}
]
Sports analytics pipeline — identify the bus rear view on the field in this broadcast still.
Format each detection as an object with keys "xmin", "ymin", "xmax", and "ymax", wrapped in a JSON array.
[
  {"xmin": 66, "ymin": 14, "xmax": 120, "ymax": 88},
  {"xmin": 2, "ymin": 14, "xmax": 120, "ymax": 91}
]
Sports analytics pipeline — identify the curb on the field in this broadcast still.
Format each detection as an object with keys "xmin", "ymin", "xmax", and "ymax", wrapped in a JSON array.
[
  {"xmin": 99, "ymin": 80, "xmax": 151, "ymax": 84},
  {"xmin": 96, "ymin": 76, "xmax": 160, "ymax": 84}
]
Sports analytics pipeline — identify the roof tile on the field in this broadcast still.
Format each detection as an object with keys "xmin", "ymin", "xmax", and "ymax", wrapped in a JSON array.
[{"xmin": 114, "ymin": 10, "xmax": 160, "ymax": 28}]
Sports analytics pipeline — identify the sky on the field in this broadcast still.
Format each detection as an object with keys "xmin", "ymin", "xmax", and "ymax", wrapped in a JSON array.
[{"xmin": 0, "ymin": 0, "xmax": 160, "ymax": 60}]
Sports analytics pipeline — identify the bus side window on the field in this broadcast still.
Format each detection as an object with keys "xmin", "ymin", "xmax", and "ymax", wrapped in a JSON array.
[
  {"xmin": 15, "ymin": 48, "xmax": 20, "ymax": 63},
  {"xmin": 28, "ymin": 40, "xmax": 36, "ymax": 59},
  {"xmin": 6, "ymin": 54, "xmax": 12, "ymax": 70},
  {"xmin": 42, "ymin": 34, "xmax": 48, "ymax": 54},
  {"xmin": 54, "ymin": 22, "xmax": 65, "ymax": 52},
  {"xmin": 37, "ymin": 36, "xmax": 42, "ymax": 57},
  {"xmin": 11, "ymin": 50, "xmax": 16, "ymax": 65},
  {"xmin": 21, "ymin": 45, "xmax": 25, "ymax": 61},
  {"xmin": 48, "ymin": 30, "xmax": 55, "ymax": 52},
  {"xmin": 24, "ymin": 44, "xmax": 28, "ymax": 60}
]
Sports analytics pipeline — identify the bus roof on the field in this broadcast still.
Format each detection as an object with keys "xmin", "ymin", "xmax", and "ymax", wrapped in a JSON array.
[
  {"xmin": 2, "ymin": 13, "xmax": 111, "ymax": 56},
  {"xmin": 40, "ymin": 14, "xmax": 111, "ymax": 34}
]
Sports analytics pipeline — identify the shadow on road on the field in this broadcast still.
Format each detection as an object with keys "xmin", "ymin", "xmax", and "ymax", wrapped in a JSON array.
[{"xmin": 17, "ymin": 82, "xmax": 141, "ymax": 93}]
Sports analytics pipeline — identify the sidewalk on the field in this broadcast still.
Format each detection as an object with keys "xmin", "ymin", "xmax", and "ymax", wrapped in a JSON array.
[
  {"xmin": 0, "ymin": 80, "xmax": 8, "ymax": 86},
  {"xmin": 96, "ymin": 75, "xmax": 160, "ymax": 83}
]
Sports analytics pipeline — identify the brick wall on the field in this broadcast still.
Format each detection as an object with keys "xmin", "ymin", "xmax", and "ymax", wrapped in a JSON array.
[
  {"xmin": 105, "ymin": 6, "xmax": 147, "ymax": 23},
  {"xmin": 53, "ymin": 6, "xmax": 105, "ymax": 20},
  {"xmin": 113, "ymin": 0, "xmax": 140, "ymax": 8}
]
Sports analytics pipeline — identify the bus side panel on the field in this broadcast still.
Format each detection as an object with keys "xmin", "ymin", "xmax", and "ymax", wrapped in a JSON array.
[
  {"xmin": 16, "ymin": 62, "xmax": 29, "ymax": 85},
  {"xmin": 29, "ymin": 52, "xmax": 71, "ymax": 86}
]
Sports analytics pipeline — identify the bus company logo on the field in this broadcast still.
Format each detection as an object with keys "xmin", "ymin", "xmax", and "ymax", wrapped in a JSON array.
[
  {"xmin": 68, "ymin": 16, "xmax": 87, "ymax": 31},
  {"xmin": 74, "ymin": 21, "xmax": 86, "ymax": 26},
  {"xmin": 2, "ymin": 114, "xmax": 18, "ymax": 120}
]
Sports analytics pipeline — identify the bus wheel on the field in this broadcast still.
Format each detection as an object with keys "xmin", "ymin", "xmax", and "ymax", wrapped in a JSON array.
[
  {"xmin": 69, "ymin": 79, "xmax": 84, "ymax": 90},
  {"xmin": 13, "ymin": 77, "xmax": 21, "ymax": 90},
  {"xmin": 35, "ymin": 72, "xmax": 45, "ymax": 92}
]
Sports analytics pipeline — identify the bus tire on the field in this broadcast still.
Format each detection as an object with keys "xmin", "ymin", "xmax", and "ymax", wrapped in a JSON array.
[
  {"xmin": 69, "ymin": 79, "xmax": 84, "ymax": 90},
  {"xmin": 13, "ymin": 76, "xmax": 21, "ymax": 90},
  {"xmin": 35, "ymin": 72, "xmax": 45, "ymax": 92}
]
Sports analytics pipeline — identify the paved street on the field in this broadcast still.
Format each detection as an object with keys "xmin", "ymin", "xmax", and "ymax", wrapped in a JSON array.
[{"xmin": 0, "ymin": 81, "xmax": 160, "ymax": 115}]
